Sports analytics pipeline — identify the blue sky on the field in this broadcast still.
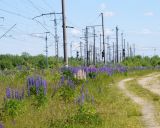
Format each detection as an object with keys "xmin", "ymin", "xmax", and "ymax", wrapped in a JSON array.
[{"xmin": 0, "ymin": 0, "xmax": 160, "ymax": 57}]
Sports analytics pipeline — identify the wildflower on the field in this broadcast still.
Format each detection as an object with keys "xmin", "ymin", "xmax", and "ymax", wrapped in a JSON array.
[
  {"xmin": 6, "ymin": 88, "xmax": 11, "ymax": 98},
  {"xmin": 0, "ymin": 123, "xmax": 4, "ymax": 128}
]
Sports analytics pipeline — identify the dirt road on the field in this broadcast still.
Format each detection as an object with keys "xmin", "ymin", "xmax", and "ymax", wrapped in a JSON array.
[{"xmin": 118, "ymin": 78, "xmax": 160, "ymax": 128}]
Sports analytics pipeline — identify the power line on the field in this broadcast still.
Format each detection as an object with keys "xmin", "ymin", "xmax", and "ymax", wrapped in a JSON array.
[
  {"xmin": 0, "ymin": 24, "xmax": 16, "ymax": 40},
  {"xmin": 0, "ymin": 8, "xmax": 31, "ymax": 20},
  {"xmin": 33, "ymin": 19, "xmax": 54, "ymax": 37},
  {"xmin": 40, "ymin": 0, "xmax": 53, "ymax": 11},
  {"xmin": 26, "ymin": 0, "xmax": 43, "ymax": 14}
]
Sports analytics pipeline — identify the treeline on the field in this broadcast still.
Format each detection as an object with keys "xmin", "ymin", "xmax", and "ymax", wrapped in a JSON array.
[
  {"xmin": 0, "ymin": 53, "xmax": 160, "ymax": 70},
  {"xmin": 122, "ymin": 55, "xmax": 160, "ymax": 67},
  {"xmin": 0, "ymin": 53, "xmax": 82, "ymax": 70}
]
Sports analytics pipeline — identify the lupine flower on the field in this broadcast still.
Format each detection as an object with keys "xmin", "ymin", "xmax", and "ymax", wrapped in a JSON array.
[
  {"xmin": 0, "ymin": 123, "xmax": 4, "ymax": 128},
  {"xmin": 21, "ymin": 88, "xmax": 25, "ymax": 99},
  {"xmin": 6, "ymin": 88, "xmax": 11, "ymax": 98},
  {"xmin": 42, "ymin": 80, "xmax": 47, "ymax": 95},
  {"xmin": 5, "ymin": 87, "xmax": 24, "ymax": 100},
  {"xmin": 15, "ymin": 90, "xmax": 19, "ymax": 99},
  {"xmin": 27, "ymin": 76, "xmax": 47, "ymax": 96},
  {"xmin": 81, "ymin": 92, "xmax": 85, "ymax": 104},
  {"xmin": 11, "ymin": 90, "xmax": 14, "ymax": 99}
]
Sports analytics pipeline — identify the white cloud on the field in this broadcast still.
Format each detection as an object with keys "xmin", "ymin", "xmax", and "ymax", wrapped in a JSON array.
[
  {"xmin": 144, "ymin": 12, "xmax": 154, "ymax": 16},
  {"xmin": 141, "ymin": 29, "xmax": 152, "ymax": 34},
  {"xmin": 70, "ymin": 29, "xmax": 81, "ymax": 36},
  {"xmin": 104, "ymin": 11, "xmax": 115, "ymax": 17},
  {"xmin": 128, "ymin": 29, "xmax": 154, "ymax": 35}
]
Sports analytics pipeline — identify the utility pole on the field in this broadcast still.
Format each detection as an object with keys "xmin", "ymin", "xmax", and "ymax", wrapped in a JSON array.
[
  {"xmin": 109, "ymin": 44, "xmax": 111, "ymax": 63},
  {"xmin": 101, "ymin": 13, "xmax": 105, "ymax": 64},
  {"xmin": 120, "ymin": 52, "xmax": 122, "ymax": 62},
  {"xmin": 32, "ymin": 12, "xmax": 61, "ymax": 60},
  {"xmin": 123, "ymin": 39, "xmax": 126, "ymax": 59},
  {"xmin": 100, "ymin": 34, "xmax": 102, "ymax": 61},
  {"xmin": 80, "ymin": 42, "xmax": 83, "ymax": 59},
  {"xmin": 116, "ymin": 26, "xmax": 119, "ymax": 63},
  {"xmin": 130, "ymin": 46, "xmax": 132, "ymax": 57},
  {"xmin": 62, "ymin": 0, "xmax": 68, "ymax": 66},
  {"xmin": 127, "ymin": 42, "xmax": 129, "ymax": 57},
  {"xmin": 54, "ymin": 14, "xmax": 59, "ymax": 59},
  {"xmin": 85, "ymin": 27, "xmax": 89, "ymax": 66},
  {"xmin": 113, "ymin": 42, "xmax": 115, "ymax": 64},
  {"xmin": 107, "ymin": 36, "xmax": 110, "ymax": 62},
  {"xmin": 45, "ymin": 32, "xmax": 50, "ymax": 68},
  {"xmin": 93, "ymin": 27, "xmax": 96, "ymax": 65},
  {"xmin": 70, "ymin": 41, "xmax": 72, "ymax": 58},
  {"xmin": 133, "ymin": 43, "xmax": 135, "ymax": 56},
  {"xmin": 86, "ymin": 25, "xmax": 101, "ymax": 65},
  {"xmin": 121, "ymin": 33, "xmax": 124, "ymax": 60}
]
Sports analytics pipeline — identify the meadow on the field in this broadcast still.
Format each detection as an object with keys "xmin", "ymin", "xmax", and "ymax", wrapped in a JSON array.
[{"xmin": 0, "ymin": 65, "xmax": 157, "ymax": 128}]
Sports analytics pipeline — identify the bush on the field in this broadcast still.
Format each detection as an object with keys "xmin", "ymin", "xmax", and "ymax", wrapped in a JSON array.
[
  {"xmin": 58, "ymin": 86, "xmax": 75, "ymax": 103},
  {"xmin": 2, "ymin": 99, "xmax": 23, "ymax": 119},
  {"xmin": 49, "ymin": 104, "xmax": 102, "ymax": 128}
]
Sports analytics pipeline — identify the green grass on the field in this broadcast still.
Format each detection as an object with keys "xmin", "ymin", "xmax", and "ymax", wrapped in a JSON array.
[
  {"xmin": 0, "ymin": 69, "xmax": 157, "ymax": 128},
  {"xmin": 126, "ymin": 79, "xmax": 160, "ymax": 124}
]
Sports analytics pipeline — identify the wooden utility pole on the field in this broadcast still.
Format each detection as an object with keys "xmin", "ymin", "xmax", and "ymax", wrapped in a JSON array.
[
  {"xmin": 113, "ymin": 42, "xmax": 115, "ymax": 64},
  {"xmin": 54, "ymin": 14, "xmax": 59, "ymax": 59},
  {"xmin": 100, "ymin": 34, "xmax": 102, "ymax": 60},
  {"xmin": 101, "ymin": 13, "xmax": 105, "ymax": 64},
  {"xmin": 62, "ymin": 0, "xmax": 68, "ymax": 66},
  {"xmin": 123, "ymin": 39, "xmax": 126, "ymax": 59},
  {"xmin": 70, "ymin": 41, "xmax": 72, "ymax": 58},
  {"xmin": 121, "ymin": 33, "xmax": 124, "ymax": 60},
  {"xmin": 85, "ymin": 27, "xmax": 89, "ymax": 66},
  {"xmin": 107, "ymin": 36, "xmax": 110, "ymax": 62},
  {"xmin": 116, "ymin": 26, "xmax": 119, "ymax": 63},
  {"xmin": 93, "ymin": 27, "xmax": 96, "ymax": 65}
]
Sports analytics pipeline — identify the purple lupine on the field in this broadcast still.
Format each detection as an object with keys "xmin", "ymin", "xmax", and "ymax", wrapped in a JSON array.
[
  {"xmin": 21, "ymin": 88, "xmax": 25, "ymax": 99},
  {"xmin": 81, "ymin": 92, "xmax": 85, "ymax": 104},
  {"xmin": 36, "ymin": 80, "xmax": 40, "ymax": 95},
  {"xmin": 11, "ymin": 89, "xmax": 14, "ymax": 99},
  {"xmin": 67, "ymin": 79, "xmax": 75, "ymax": 89},
  {"xmin": 15, "ymin": 90, "xmax": 19, "ymax": 99},
  {"xmin": 0, "ymin": 123, "xmax": 4, "ymax": 128},
  {"xmin": 6, "ymin": 88, "xmax": 11, "ymax": 98},
  {"xmin": 42, "ymin": 80, "xmax": 47, "ymax": 95},
  {"xmin": 60, "ymin": 76, "xmax": 65, "ymax": 84}
]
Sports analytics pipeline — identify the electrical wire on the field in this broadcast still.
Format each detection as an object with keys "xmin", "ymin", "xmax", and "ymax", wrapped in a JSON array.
[
  {"xmin": 0, "ymin": 8, "xmax": 32, "ymax": 20},
  {"xmin": 33, "ymin": 19, "xmax": 54, "ymax": 37},
  {"xmin": 40, "ymin": 0, "xmax": 53, "ymax": 11},
  {"xmin": 0, "ymin": 24, "xmax": 16, "ymax": 39},
  {"xmin": 26, "ymin": 0, "xmax": 43, "ymax": 14}
]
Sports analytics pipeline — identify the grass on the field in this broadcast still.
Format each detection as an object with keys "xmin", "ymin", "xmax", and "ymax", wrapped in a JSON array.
[
  {"xmin": 0, "ymin": 69, "xmax": 157, "ymax": 128},
  {"xmin": 126, "ymin": 79, "xmax": 160, "ymax": 124}
]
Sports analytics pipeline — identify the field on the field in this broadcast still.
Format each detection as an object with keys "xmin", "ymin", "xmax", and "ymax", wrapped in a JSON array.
[{"xmin": 0, "ymin": 66, "xmax": 158, "ymax": 128}]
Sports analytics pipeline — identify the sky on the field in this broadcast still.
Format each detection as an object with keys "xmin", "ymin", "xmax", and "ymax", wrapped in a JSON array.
[{"xmin": 0, "ymin": 0, "xmax": 160, "ymax": 57}]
